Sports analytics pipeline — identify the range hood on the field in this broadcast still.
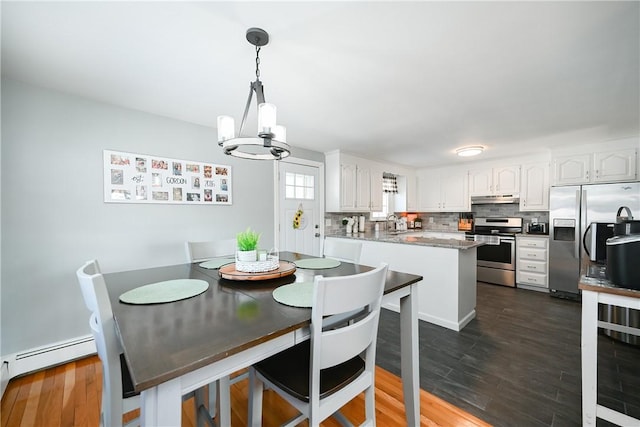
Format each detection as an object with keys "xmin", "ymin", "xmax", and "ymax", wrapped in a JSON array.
[{"xmin": 471, "ymin": 194, "xmax": 520, "ymax": 205}]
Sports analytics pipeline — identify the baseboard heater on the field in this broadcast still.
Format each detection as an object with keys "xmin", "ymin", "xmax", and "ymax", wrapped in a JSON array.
[{"xmin": 1, "ymin": 335, "xmax": 96, "ymax": 399}]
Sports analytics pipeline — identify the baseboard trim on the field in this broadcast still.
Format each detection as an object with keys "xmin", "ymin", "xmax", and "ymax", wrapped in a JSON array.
[{"xmin": 1, "ymin": 335, "xmax": 96, "ymax": 399}]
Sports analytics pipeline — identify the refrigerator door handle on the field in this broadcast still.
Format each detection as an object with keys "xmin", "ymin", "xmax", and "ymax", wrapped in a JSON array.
[{"xmin": 576, "ymin": 189, "xmax": 583, "ymax": 260}]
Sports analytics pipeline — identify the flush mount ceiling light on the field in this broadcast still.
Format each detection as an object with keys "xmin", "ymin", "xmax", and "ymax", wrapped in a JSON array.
[
  {"xmin": 455, "ymin": 146, "xmax": 484, "ymax": 157},
  {"xmin": 217, "ymin": 28, "xmax": 290, "ymax": 160}
]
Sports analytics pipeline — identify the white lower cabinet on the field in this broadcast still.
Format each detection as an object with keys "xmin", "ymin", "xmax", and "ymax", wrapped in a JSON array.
[{"xmin": 516, "ymin": 235, "xmax": 549, "ymax": 292}]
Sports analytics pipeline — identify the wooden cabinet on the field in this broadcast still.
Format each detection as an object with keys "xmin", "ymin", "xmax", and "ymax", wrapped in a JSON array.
[
  {"xmin": 553, "ymin": 148, "xmax": 637, "ymax": 185},
  {"xmin": 516, "ymin": 235, "xmax": 549, "ymax": 291},
  {"xmin": 520, "ymin": 162, "xmax": 550, "ymax": 211},
  {"xmin": 325, "ymin": 151, "xmax": 384, "ymax": 212},
  {"xmin": 417, "ymin": 168, "xmax": 469, "ymax": 212},
  {"xmin": 469, "ymin": 165, "xmax": 520, "ymax": 196}
]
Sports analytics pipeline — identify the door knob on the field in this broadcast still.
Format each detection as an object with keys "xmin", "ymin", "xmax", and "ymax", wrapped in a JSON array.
[{"xmin": 315, "ymin": 233, "xmax": 320, "ymax": 237}]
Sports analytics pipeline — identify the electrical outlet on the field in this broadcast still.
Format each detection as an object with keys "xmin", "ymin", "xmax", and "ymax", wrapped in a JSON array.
[
  {"xmin": 325, "ymin": 218, "xmax": 332, "ymax": 226},
  {"xmin": 429, "ymin": 217, "xmax": 434, "ymax": 223}
]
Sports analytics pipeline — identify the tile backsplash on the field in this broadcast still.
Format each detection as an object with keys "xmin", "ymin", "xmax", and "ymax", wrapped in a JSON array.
[{"xmin": 325, "ymin": 204, "xmax": 549, "ymax": 234}]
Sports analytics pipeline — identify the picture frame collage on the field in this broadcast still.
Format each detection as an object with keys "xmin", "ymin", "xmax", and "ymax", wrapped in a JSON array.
[{"xmin": 103, "ymin": 150, "xmax": 232, "ymax": 205}]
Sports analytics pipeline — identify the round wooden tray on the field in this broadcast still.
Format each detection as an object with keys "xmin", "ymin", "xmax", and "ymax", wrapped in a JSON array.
[{"xmin": 219, "ymin": 261, "xmax": 296, "ymax": 281}]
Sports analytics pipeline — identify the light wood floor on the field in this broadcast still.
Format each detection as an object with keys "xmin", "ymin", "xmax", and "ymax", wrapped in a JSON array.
[{"xmin": 1, "ymin": 355, "xmax": 491, "ymax": 427}]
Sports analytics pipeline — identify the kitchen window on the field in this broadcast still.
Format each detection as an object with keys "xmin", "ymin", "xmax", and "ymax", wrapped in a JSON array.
[{"xmin": 285, "ymin": 172, "xmax": 314, "ymax": 200}]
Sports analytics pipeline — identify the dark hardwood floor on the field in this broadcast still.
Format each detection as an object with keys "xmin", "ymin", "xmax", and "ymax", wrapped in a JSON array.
[{"xmin": 376, "ymin": 282, "xmax": 640, "ymax": 427}]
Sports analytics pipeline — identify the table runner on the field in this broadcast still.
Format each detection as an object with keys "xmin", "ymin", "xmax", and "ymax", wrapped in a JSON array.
[{"xmin": 119, "ymin": 279, "xmax": 209, "ymax": 304}]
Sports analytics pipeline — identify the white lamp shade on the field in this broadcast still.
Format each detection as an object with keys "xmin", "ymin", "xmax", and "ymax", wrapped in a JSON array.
[
  {"xmin": 217, "ymin": 116, "xmax": 235, "ymax": 142},
  {"xmin": 258, "ymin": 103, "xmax": 277, "ymax": 134},
  {"xmin": 273, "ymin": 125, "xmax": 287, "ymax": 143}
]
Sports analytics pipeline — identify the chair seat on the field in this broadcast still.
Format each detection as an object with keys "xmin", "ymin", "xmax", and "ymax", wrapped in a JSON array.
[
  {"xmin": 120, "ymin": 354, "xmax": 138, "ymax": 399},
  {"xmin": 254, "ymin": 340, "xmax": 364, "ymax": 402}
]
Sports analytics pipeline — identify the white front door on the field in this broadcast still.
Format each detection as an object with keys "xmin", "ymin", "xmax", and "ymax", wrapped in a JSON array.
[{"xmin": 276, "ymin": 159, "xmax": 323, "ymax": 256}]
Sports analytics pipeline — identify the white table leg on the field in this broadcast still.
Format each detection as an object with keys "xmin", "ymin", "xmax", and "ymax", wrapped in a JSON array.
[
  {"xmin": 141, "ymin": 378, "xmax": 182, "ymax": 427},
  {"xmin": 400, "ymin": 282, "xmax": 420, "ymax": 426},
  {"xmin": 581, "ymin": 290, "xmax": 598, "ymax": 427}
]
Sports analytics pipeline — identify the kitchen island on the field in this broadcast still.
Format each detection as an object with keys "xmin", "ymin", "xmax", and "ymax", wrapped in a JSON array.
[
  {"xmin": 579, "ymin": 260, "xmax": 640, "ymax": 426},
  {"xmin": 326, "ymin": 231, "xmax": 482, "ymax": 331}
]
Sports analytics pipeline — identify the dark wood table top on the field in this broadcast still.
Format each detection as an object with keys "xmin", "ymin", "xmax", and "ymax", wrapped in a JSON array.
[{"xmin": 105, "ymin": 252, "xmax": 422, "ymax": 392}]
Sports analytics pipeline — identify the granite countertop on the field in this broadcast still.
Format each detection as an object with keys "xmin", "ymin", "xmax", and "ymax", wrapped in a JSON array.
[
  {"xmin": 578, "ymin": 258, "xmax": 640, "ymax": 298},
  {"xmin": 326, "ymin": 231, "xmax": 483, "ymax": 250}
]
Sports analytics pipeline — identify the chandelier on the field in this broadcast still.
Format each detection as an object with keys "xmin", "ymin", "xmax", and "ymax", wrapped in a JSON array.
[{"xmin": 217, "ymin": 28, "xmax": 290, "ymax": 160}]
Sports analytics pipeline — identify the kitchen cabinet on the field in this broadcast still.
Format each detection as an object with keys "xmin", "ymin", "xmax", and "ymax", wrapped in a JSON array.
[
  {"xmin": 519, "ymin": 162, "xmax": 550, "ymax": 211},
  {"xmin": 516, "ymin": 235, "xmax": 549, "ymax": 292},
  {"xmin": 468, "ymin": 165, "xmax": 520, "ymax": 196},
  {"xmin": 553, "ymin": 148, "xmax": 637, "ymax": 185},
  {"xmin": 417, "ymin": 168, "xmax": 469, "ymax": 212},
  {"xmin": 393, "ymin": 174, "xmax": 417, "ymax": 212},
  {"xmin": 325, "ymin": 151, "xmax": 384, "ymax": 212}
]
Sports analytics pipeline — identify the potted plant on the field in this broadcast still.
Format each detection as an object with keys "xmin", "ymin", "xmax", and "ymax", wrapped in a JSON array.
[{"xmin": 236, "ymin": 227, "xmax": 261, "ymax": 262}]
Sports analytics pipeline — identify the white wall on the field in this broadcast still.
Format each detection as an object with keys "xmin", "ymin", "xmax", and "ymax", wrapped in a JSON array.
[{"xmin": 0, "ymin": 79, "xmax": 284, "ymax": 356}]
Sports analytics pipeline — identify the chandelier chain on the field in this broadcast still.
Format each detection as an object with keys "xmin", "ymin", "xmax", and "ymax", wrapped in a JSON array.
[{"xmin": 255, "ymin": 46, "xmax": 261, "ymax": 80}]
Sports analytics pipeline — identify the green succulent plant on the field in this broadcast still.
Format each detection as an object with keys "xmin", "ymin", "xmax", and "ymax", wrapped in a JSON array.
[{"xmin": 236, "ymin": 227, "xmax": 261, "ymax": 251}]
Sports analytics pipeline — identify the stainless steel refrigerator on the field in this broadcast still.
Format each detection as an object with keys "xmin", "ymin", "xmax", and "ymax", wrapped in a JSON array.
[{"xmin": 549, "ymin": 182, "xmax": 640, "ymax": 299}]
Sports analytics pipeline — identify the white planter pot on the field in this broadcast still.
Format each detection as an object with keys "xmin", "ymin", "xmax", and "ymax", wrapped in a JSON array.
[{"xmin": 236, "ymin": 249, "xmax": 257, "ymax": 262}]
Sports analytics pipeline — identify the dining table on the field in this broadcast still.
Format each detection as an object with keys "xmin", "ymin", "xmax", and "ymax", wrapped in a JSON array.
[{"xmin": 105, "ymin": 251, "xmax": 423, "ymax": 426}]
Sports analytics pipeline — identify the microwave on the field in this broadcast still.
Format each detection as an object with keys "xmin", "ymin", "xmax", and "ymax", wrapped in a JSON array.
[{"xmin": 585, "ymin": 222, "xmax": 615, "ymax": 263}]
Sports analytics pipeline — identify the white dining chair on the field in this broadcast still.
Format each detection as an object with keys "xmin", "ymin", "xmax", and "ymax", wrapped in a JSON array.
[
  {"xmin": 76, "ymin": 260, "xmax": 213, "ymax": 427},
  {"xmin": 248, "ymin": 263, "xmax": 389, "ymax": 427},
  {"xmin": 323, "ymin": 238, "xmax": 363, "ymax": 263},
  {"xmin": 186, "ymin": 239, "xmax": 236, "ymax": 262}
]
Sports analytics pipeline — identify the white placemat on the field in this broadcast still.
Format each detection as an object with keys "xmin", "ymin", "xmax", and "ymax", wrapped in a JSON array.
[
  {"xmin": 119, "ymin": 279, "xmax": 209, "ymax": 304},
  {"xmin": 199, "ymin": 257, "xmax": 235, "ymax": 269},
  {"xmin": 272, "ymin": 282, "xmax": 314, "ymax": 308},
  {"xmin": 294, "ymin": 258, "xmax": 341, "ymax": 270}
]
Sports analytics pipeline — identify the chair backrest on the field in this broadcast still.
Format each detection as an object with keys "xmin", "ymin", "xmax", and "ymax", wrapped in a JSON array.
[
  {"xmin": 323, "ymin": 239, "xmax": 362, "ymax": 263},
  {"xmin": 185, "ymin": 239, "xmax": 237, "ymax": 262},
  {"xmin": 310, "ymin": 263, "xmax": 388, "ymax": 406},
  {"xmin": 76, "ymin": 260, "xmax": 125, "ymax": 427}
]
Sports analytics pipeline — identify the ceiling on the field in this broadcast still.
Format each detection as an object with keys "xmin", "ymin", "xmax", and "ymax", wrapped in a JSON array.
[{"xmin": 2, "ymin": 1, "xmax": 639, "ymax": 168}]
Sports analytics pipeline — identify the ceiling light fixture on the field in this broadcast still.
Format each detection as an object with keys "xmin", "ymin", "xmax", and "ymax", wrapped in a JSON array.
[
  {"xmin": 217, "ymin": 28, "xmax": 290, "ymax": 161},
  {"xmin": 456, "ymin": 146, "xmax": 484, "ymax": 157}
]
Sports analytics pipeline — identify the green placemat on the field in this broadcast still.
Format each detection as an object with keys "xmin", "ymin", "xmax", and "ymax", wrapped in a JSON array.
[
  {"xmin": 119, "ymin": 279, "xmax": 209, "ymax": 304},
  {"xmin": 272, "ymin": 282, "xmax": 314, "ymax": 308},
  {"xmin": 199, "ymin": 257, "xmax": 235, "ymax": 269},
  {"xmin": 294, "ymin": 258, "xmax": 341, "ymax": 269}
]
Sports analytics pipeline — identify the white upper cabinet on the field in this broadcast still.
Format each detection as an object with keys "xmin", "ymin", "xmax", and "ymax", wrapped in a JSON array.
[
  {"xmin": 325, "ymin": 151, "xmax": 385, "ymax": 212},
  {"xmin": 369, "ymin": 166, "xmax": 384, "ymax": 212},
  {"xmin": 417, "ymin": 168, "xmax": 469, "ymax": 212},
  {"xmin": 339, "ymin": 162, "xmax": 357, "ymax": 210},
  {"xmin": 593, "ymin": 149, "xmax": 637, "ymax": 183},
  {"xmin": 553, "ymin": 148, "xmax": 637, "ymax": 185},
  {"xmin": 469, "ymin": 165, "xmax": 520, "ymax": 196},
  {"xmin": 520, "ymin": 162, "xmax": 550, "ymax": 211}
]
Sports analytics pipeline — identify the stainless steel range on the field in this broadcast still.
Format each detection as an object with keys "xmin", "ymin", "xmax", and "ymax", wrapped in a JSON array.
[{"xmin": 466, "ymin": 217, "xmax": 523, "ymax": 287}]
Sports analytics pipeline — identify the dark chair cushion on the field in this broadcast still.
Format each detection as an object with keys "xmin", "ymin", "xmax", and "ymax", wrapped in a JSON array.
[
  {"xmin": 120, "ymin": 353, "xmax": 139, "ymax": 399},
  {"xmin": 254, "ymin": 340, "xmax": 365, "ymax": 402}
]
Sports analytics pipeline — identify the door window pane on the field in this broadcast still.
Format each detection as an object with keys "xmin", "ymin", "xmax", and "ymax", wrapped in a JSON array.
[{"xmin": 285, "ymin": 172, "xmax": 315, "ymax": 200}]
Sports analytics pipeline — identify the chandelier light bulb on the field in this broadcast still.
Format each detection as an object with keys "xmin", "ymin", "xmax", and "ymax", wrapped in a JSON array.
[
  {"xmin": 258, "ymin": 103, "xmax": 277, "ymax": 135},
  {"xmin": 217, "ymin": 115, "xmax": 235, "ymax": 143}
]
